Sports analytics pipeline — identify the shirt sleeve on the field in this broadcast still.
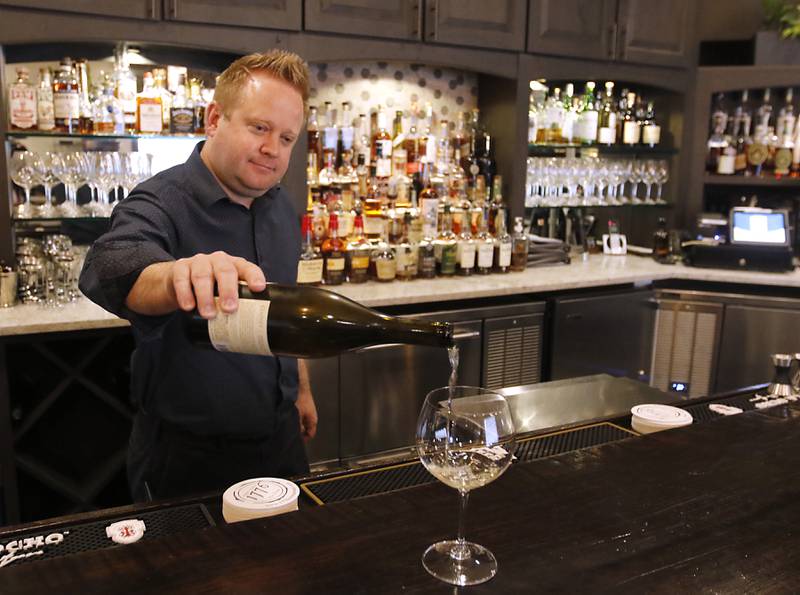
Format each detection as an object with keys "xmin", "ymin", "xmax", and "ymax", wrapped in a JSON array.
[{"xmin": 79, "ymin": 186, "xmax": 177, "ymax": 333}]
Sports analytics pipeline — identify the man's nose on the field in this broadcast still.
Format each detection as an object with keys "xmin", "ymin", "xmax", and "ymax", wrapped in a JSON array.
[{"xmin": 260, "ymin": 133, "xmax": 279, "ymax": 156}]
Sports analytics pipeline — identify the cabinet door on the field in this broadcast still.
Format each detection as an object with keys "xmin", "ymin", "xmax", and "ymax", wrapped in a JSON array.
[
  {"xmin": 527, "ymin": 0, "xmax": 617, "ymax": 60},
  {"xmin": 550, "ymin": 290, "xmax": 654, "ymax": 382},
  {"xmin": 426, "ymin": 0, "xmax": 527, "ymax": 51},
  {"xmin": 167, "ymin": 0, "xmax": 301, "ymax": 30},
  {"xmin": 715, "ymin": 305, "xmax": 800, "ymax": 394},
  {"xmin": 617, "ymin": 0, "xmax": 693, "ymax": 67},
  {"xmin": 0, "ymin": 0, "xmax": 158, "ymax": 19},
  {"xmin": 304, "ymin": 0, "xmax": 421, "ymax": 41}
]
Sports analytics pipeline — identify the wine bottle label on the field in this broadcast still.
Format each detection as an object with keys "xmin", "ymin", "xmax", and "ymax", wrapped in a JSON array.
[
  {"xmin": 396, "ymin": 247, "xmax": 418, "ymax": 274},
  {"xmin": 580, "ymin": 111, "xmax": 598, "ymax": 142},
  {"xmin": 498, "ymin": 242, "xmax": 512, "ymax": 267},
  {"xmin": 207, "ymin": 298, "xmax": 272, "ymax": 356},
  {"xmin": 597, "ymin": 127, "xmax": 615, "ymax": 145},
  {"xmin": 364, "ymin": 215, "xmax": 385, "ymax": 236},
  {"xmin": 325, "ymin": 256, "xmax": 345, "ymax": 272},
  {"xmin": 138, "ymin": 101, "xmax": 163, "ymax": 133},
  {"xmin": 349, "ymin": 255, "xmax": 370, "ymax": 270},
  {"xmin": 296, "ymin": 258, "xmax": 323, "ymax": 284},
  {"xmin": 477, "ymin": 243, "xmax": 493, "ymax": 268},
  {"xmin": 54, "ymin": 92, "xmax": 79, "ymax": 120},
  {"xmin": 439, "ymin": 244, "xmax": 457, "ymax": 274},
  {"xmin": 456, "ymin": 242, "xmax": 476, "ymax": 268},
  {"xmin": 716, "ymin": 154, "xmax": 736, "ymax": 175},
  {"xmin": 734, "ymin": 151, "xmax": 747, "ymax": 172},
  {"xmin": 10, "ymin": 84, "xmax": 37, "ymax": 129},
  {"xmin": 170, "ymin": 107, "xmax": 195, "ymax": 133},
  {"xmin": 375, "ymin": 258, "xmax": 396, "ymax": 280},
  {"xmin": 746, "ymin": 143, "xmax": 768, "ymax": 166},
  {"xmin": 37, "ymin": 89, "xmax": 55, "ymax": 131},
  {"xmin": 642, "ymin": 125, "xmax": 661, "ymax": 145},
  {"xmin": 623, "ymin": 121, "xmax": 640, "ymax": 144}
]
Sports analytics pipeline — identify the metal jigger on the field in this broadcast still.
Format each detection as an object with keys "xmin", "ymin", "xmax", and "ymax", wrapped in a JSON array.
[{"xmin": 767, "ymin": 353, "xmax": 795, "ymax": 398}]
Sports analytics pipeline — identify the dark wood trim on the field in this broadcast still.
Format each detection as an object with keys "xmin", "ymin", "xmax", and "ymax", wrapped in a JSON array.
[
  {"xmin": 0, "ymin": 343, "xmax": 19, "ymax": 524},
  {"xmin": 0, "ymin": 44, "xmax": 12, "ymax": 264}
]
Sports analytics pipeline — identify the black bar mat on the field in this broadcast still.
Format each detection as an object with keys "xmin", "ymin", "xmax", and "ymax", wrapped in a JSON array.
[
  {"xmin": 684, "ymin": 393, "xmax": 759, "ymax": 423},
  {"xmin": 301, "ymin": 422, "xmax": 637, "ymax": 505}
]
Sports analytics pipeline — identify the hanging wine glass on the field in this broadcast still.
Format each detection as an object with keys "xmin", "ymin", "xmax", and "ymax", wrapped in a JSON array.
[{"xmin": 416, "ymin": 386, "xmax": 516, "ymax": 586}]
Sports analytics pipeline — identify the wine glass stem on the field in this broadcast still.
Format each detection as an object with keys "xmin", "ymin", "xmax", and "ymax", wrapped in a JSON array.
[{"xmin": 453, "ymin": 489, "xmax": 470, "ymax": 560}]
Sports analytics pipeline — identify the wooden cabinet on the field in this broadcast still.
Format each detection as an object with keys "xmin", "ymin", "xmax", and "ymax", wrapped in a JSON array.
[
  {"xmin": 0, "ymin": 0, "xmax": 159, "ymax": 19},
  {"xmin": 304, "ymin": 0, "xmax": 421, "ymax": 41},
  {"xmin": 527, "ymin": 0, "xmax": 693, "ymax": 67},
  {"xmin": 425, "ymin": 0, "xmax": 527, "ymax": 51},
  {"xmin": 527, "ymin": 0, "xmax": 616, "ymax": 60},
  {"xmin": 165, "ymin": 0, "xmax": 301, "ymax": 31},
  {"xmin": 617, "ymin": 0, "xmax": 693, "ymax": 68}
]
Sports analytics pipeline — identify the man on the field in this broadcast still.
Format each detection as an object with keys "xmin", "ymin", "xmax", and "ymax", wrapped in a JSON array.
[{"xmin": 79, "ymin": 50, "xmax": 317, "ymax": 502}]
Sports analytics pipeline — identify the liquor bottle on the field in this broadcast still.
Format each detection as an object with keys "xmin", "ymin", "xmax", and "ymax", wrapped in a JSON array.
[
  {"xmin": 435, "ymin": 204, "xmax": 458, "ymax": 276},
  {"xmin": 8, "ymin": 67, "xmax": 37, "ymax": 131},
  {"xmin": 403, "ymin": 108, "xmax": 421, "ymax": 175},
  {"xmin": 355, "ymin": 153, "xmax": 369, "ymax": 200},
  {"xmin": 372, "ymin": 106, "xmax": 393, "ymax": 182},
  {"xmin": 373, "ymin": 225, "xmax": 397, "ymax": 283},
  {"xmin": 576, "ymin": 82, "xmax": 599, "ymax": 144},
  {"xmin": 297, "ymin": 214, "xmax": 324, "ymax": 286},
  {"xmin": 474, "ymin": 207, "xmax": 495, "ymax": 275},
  {"xmin": 561, "ymin": 83, "xmax": 577, "ymax": 144},
  {"xmin": 455, "ymin": 214, "xmax": 476, "ymax": 276},
  {"xmin": 152, "ymin": 68, "xmax": 172, "ymax": 129},
  {"xmin": 36, "ymin": 68, "xmax": 55, "ymax": 131},
  {"xmin": 791, "ymin": 121, "xmax": 800, "ymax": 178},
  {"xmin": 652, "ymin": 217, "xmax": 670, "ymax": 263},
  {"xmin": 488, "ymin": 175, "xmax": 504, "ymax": 235},
  {"xmin": 493, "ymin": 209, "xmax": 512, "ymax": 273},
  {"xmin": 189, "ymin": 78, "xmax": 206, "ymax": 134},
  {"xmin": 93, "ymin": 78, "xmax": 125, "ymax": 134},
  {"xmin": 452, "ymin": 111, "xmax": 470, "ymax": 163},
  {"xmin": 510, "ymin": 216, "xmax": 528, "ymax": 272},
  {"xmin": 621, "ymin": 91, "xmax": 640, "ymax": 145},
  {"xmin": 322, "ymin": 213, "xmax": 346, "ymax": 285},
  {"xmin": 74, "ymin": 59, "xmax": 93, "ymax": 134},
  {"xmin": 597, "ymin": 82, "xmax": 617, "ymax": 145},
  {"xmin": 185, "ymin": 281, "xmax": 453, "ymax": 358},
  {"xmin": 706, "ymin": 93, "xmax": 729, "ymax": 172},
  {"xmin": 776, "ymin": 88, "xmax": 796, "ymax": 144},
  {"xmin": 113, "ymin": 48, "xmax": 137, "ymax": 133},
  {"xmin": 318, "ymin": 141, "xmax": 339, "ymax": 187},
  {"xmin": 137, "ymin": 72, "xmax": 163, "ymax": 134},
  {"xmin": 755, "ymin": 89, "xmax": 773, "ymax": 140},
  {"xmin": 391, "ymin": 109, "xmax": 408, "ymax": 177},
  {"xmin": 641, "ymin": 101, "xmax": 661, "ymax": 146},
  {"xmin": 395, "ymin": 212, "xmax": 418, "ymax": 281},
  {"xmin": 344, "ymin": 214, "xmax": 370, "ymax": 284},
  {"xmin": 339, "ymin": 102, "xmax": 356, "ymax": 178},
  {"xmin": 170, "ymin": 75, "xmax": 195, "ymax": 134},
  {"xmin": 53, "ymin": 59, "xmax": 80, "ymax": 134},
  {"xmin": 746, "ymin": 123, "xmax": 769, "ymax": 177},
  {"xmin": 354, "ymin": 113, "xmax": 371, "ymax": 169},
  {"xmin": 542, "ymin": 88, "xmax": 565, "ymax": 143},
  {"xmin": 479, "ymin": 134, "xmax": 497, "ymax": 190},
  {"xmin": 307, "ymin": 105, "xmax": 322, "ymax": 172}
]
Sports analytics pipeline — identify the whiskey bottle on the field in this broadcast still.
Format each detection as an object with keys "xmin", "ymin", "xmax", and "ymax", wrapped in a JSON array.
[
  {"xmin": 652, "ymin": 217, "xmax": 670, "ymax": 263},
  {"xmin": 8, "ymin": 67, "xmax": 37, "ymax": 131},
  {"xmin": 153, "ymin": 68, "xmax": 172, "ymax": 130},
  {"xmin": 455, "ymin": 216, "xmax": 476, "ymax": 276},
  {"xmin": 136, "ymin": 72, "xmax": 163, "ymax": 134},
  {"xmin": 185, "ymin": 282, "xmax": 453, "ymax": 358},
  {"xmin": 36, "ymin": 67, "xmax": 55, "ymax": 131},
  {"xmin": 75, "ymin": 59, "xmax": 94, "ymax": 134},
  {"xmin": 510, "ymin": 216, "xmax": 528, "ymax": 272},
  {"xmin": 395, "ymin": 212, "xmax": 419, "ymax": 281},
  {"xmin": 170, "ymin": 75, "xmax": 195, "ymax": 134},
  {"xmin": 373, "ymin": 225, "xmax": 397, "ymax": 283},
  {"xmin": 372, "ymin": 106, "xmax": 393, "ymax": 181},
  {"xmin": 189, "ymin": 78, "xmax": 206, "ymax": 134},
  {"xmin": 493, "ymin": 209, "xmax": 512, "ymax": 273},
  {"xmin": 53, "ymin": 59, "xmax": 80, "ymax": 133},
  {"xmin": 322, "ymin": 213, "xmax": 346, "ymax": 285},
  {"xmin": 345, "ymin": 214, "xmax": 371, "ymax": 284},
  {"xmin": 435, "ymin": 204, "xmax": 457, "ymax": 276},
  {"xmin": 297, "ymin": 214, "xmax": 324, "ymax": 286},
  {"xmin": 475, "ymin": 207, "xmax": 495, "ymax": 275}
]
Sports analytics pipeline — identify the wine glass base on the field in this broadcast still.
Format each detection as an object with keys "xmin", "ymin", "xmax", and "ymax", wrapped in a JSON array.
[{"xmin": 422, "ymin": 540, "xmax": 498, "ymax": 586}]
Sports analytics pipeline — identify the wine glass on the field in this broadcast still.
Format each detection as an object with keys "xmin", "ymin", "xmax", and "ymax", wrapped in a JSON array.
[
  {"xmin": 654, "ymin": 160, "xmax": 669, "ymax": 204},
  {"xmin": 416, "ymin": 386, "xmax": 516, "ymax": 586},
  {"xmin": 9, "ymin": 151, "xmax": 40, "ymax": 218},
  {"xmin": 33, "ymin": 152, "xmax": 61, "ymax": 218}
]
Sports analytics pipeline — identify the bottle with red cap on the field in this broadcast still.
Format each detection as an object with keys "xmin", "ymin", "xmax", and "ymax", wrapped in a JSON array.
[
  {"xmin": 322, "ymin": 212, "xmax": 346, "ymax": 285},
  {"xmin": 297, "ymin": 213, "xmax": 323, "ymax": 286}
]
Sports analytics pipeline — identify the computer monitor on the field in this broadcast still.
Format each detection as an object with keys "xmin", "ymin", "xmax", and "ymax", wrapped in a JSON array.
[{"xmin": 729, "ymin": 207, "xmax": 790, "ymax": 247}]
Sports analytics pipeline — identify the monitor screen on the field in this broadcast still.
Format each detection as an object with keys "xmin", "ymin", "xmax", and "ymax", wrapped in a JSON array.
[{"xmin": 731, "ymin": 210, "xmax": 788, "ymax": 245}]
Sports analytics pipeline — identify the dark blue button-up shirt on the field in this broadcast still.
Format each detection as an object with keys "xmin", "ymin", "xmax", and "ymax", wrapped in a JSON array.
[{"xmin": 79, "ymin": 143, "xmax": 301, "ymax": 437}]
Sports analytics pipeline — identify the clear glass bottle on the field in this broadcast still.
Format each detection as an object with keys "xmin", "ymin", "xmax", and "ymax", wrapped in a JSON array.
[
  {"xmin": 641, "ymin": 101, "xmax": 661, "ymax": 146},
  {"xmin": 577, "ymin": 82, "xmax": 599, "ymax": 144},
  {"xmin": 93, "ymin": 77, "xmax": 125, "ymax": 134},
  {"xmin": 53, "ymin": 58, "xmax": 80, "ymax": 134},
  {"xmin": 136, "ymin": 71, "xmax": 163, "ymax": 134},
  {"xmin": 493, "ymin": 209, "xmax": 512, "ymax": 273},
  {"xmin": 152, "ymin": 68, "xmax": 172, "ymax": 129},
  {"xmin": 189, "ymin": 78, "xmax": 206, "ymax": 134},
  {"xmin": 346, "ymin": 214, "xmax": 371, "ymax": 284},
  {"xmin": 170, "ymin": 74, "xmax": 195, "ymax": 134},
  {"xmin": 510, "ymin": 216, "xmax": 529, "ymax": 272},
  {"xmin": 475, "ymin": 207, "xmax": 495, "ymax": 275},
  {"xmin": 8, "ymin": 67, "xmax": 37, "ymax": 131},
  {"xmin": 297, "ymin": 214, "xmax": 324, "ymax": 286},
  {"xmin": 372, "ymin": 106, "xmax": 393, "ymax": 182},
  {"xmin": 597, "ymin": 81, "xmax": 617, "ymax": 145},
  {"xmin": 622, "ymin": 91, "xmax": 640, "ymax": 145},
  {"xmin": 36, "ymin": 67, "xmax": 55, "ymax": 131},
  {"xmin": 455, "ymin": 214, "xmax": 476, "ymax": 276},
  {"xmin": 322, "ymin": 212, "xmax": 346, "ymax": 285},
  {"xmin": 395, "ymin": 212, "xmax": 419, "ymax": 281},
  {"xmin": 373, "ymin": 225, "xmax": 397, "ymax": 283},
  {"xmin": 75, "ymin": 59, "xmax": 93, "ymax": 134},
  {"xmin": 113, "ymin": 47, "xmax": 137, "ymax": 133}
]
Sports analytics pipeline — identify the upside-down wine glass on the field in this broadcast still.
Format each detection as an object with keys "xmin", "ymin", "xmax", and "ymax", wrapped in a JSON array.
[{"xmin": 416, "ymin": 386, "xmax": 516, "ymax": 586}]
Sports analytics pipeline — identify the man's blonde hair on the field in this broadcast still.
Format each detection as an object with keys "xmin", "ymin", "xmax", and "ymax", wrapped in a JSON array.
[{"xmin": 214, "ymin": 50, "xmax": 310, "ymax": 116}]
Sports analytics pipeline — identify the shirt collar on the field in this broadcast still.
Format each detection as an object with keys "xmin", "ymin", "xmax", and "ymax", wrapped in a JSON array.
[{"xmin": 186, "ymin": 141, "xmax": 281, "ymax": 209}]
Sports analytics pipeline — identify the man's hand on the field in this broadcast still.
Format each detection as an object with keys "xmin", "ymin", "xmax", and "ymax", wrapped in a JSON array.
[
  {"xmin": 125, "ymin": 251, "xmax": 266, "ymax": 318},
  {"xmin": 296, "ymin": 360, "xmax": 317, "ymax": 442}
]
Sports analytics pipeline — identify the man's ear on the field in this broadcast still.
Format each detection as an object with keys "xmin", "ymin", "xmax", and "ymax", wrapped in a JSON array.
[{"xmin": 205, "ymin": 101, "xmax": 222, "ymax": 137}]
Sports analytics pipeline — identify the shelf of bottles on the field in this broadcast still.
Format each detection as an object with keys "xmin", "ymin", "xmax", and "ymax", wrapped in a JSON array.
[
  {"xmin": 526, "ymin": 80, "xmax": 673, "ymax": 209},
  {"xmin": 301, "ymin": 60, "xmax": 530, "ymax": 285},
  {"xmin": 5, "ymin": 46, "xmax": 215, "ymax": 222},
  {"xmin": 706, "ymin": 87, "xmax": 800, "ymax": 181}
]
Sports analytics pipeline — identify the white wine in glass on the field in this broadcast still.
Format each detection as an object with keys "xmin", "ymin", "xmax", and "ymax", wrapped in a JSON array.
[{"xmin": 417, "ymin": 385, "xmax": 516, "ymax": 586}]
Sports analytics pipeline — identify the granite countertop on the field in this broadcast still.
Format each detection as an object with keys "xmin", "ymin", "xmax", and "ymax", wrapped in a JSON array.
[{"xmin": 2, "ymin": 254, "xmax": 799, "ymax": 336}]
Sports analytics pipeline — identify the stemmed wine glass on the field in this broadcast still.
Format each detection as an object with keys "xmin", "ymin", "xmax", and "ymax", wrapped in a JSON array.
[
  {"xmin": 9, "ymin": 151, "xmax": 40, "ymax": 218},
  {"xmin": 654, "ymin": 160, "xmax": 669, "ymax": 204},
  {"xmin": 417, "ymin": 386, "xmax": 516, "ymax": 586},
  {"xmin": 33, "ymin": 152, "xmax": 61, "ymax": 218}
]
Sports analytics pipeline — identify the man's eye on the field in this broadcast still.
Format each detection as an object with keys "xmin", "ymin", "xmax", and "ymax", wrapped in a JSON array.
[{"xmin": 253, "ymin": 124, "xmax": 267, "ymax": 133}]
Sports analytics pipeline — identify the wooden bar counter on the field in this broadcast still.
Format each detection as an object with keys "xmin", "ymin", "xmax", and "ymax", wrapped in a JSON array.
[{"xmin": 2, "ymin": 399, "xmax": 799, "ymax": 593}]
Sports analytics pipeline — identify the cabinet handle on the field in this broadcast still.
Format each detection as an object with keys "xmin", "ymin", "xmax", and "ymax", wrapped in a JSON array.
[
  {"xmin": 428, "ymin": 0, "xmax": 438, "ymax": 39},
  {"xmin": 608, "ymin": 23, "xmax": 618, "ymax": 59}
]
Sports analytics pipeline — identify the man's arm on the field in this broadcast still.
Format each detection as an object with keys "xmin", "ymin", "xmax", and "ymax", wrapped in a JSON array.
[
  {"xmin": 125, "ymin": 252, "xmax": 267, "ymax": 319},
  {"xmin": 295, "ymin": 359, "xmax": 318, "ymax": 442}
]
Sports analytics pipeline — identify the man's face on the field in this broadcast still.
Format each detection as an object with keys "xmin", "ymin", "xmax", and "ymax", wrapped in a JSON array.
[{"xmin": 203, "ymin": 72, "xmax": 304, "ymax": 202}]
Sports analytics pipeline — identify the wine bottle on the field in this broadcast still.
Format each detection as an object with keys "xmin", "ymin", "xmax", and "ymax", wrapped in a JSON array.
[{"xmin": 185, "ymin": 282, "xmax": 454, "ymax": 358}]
